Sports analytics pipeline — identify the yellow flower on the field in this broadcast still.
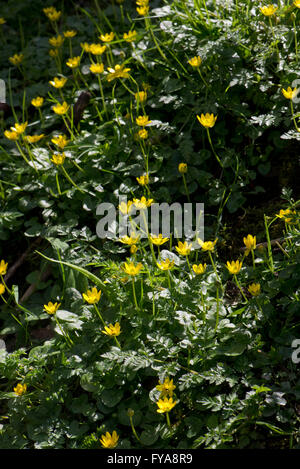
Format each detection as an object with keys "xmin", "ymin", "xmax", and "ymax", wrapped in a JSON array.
[
  {"xmin": 107, "ymin": 64, "xmax": 131, "ymax": 82},
  {"xmin": 135, "ymin": 91, "xmax": 147, "ymax": 103},
  {"xmin": 49, "ymin": 49, "xmax": 59, "ymax": 58},
  {"xmin": 136, "ymin": 115, "xmax": 151, "ymax": 126},
  {"xmin": 243, "ymin": 234, "xmax": 256, "ymax": 256},
  {"xmin": 81, "ymin": 42, "xmax": 92, "ymax": 52},
  {"xmin": 119, "ymin": 232, "xmax": 140, "ymax": 245},
  {"xmin": 122, "ymin": 262, "xmax": 143, "ymax": 276},
  {"xmin": 24, "ymin": 134, "xmax": 45, "ymax": 144},
  {"xmin": 0, "ymin": 283, "xmax": 5, "ymax": 295},
  {"xmin": 157, "ymin": 258, "xmax": 175, "ymax": 271},
  {"xmin": 178, "ymin": 163, "xmax": 187, "ymax": 174},
  {"xmin": 123, "ymin": 30, "xmax": 137, "ymax": 42},
  {"xmin": 136, "ymin": 174, "xmax": 149, "ymax": 185},
  {"xmin": 102, "ymin": 322, "xmax": 121, "ymax": 337},
  {"xmin": 0, "ymin": 260, "xmax": 8, "ymax": 276},
  {"xmin": 0, "ymin": 18, "xmax": 6, "ymax": 25},
  {"xmin": 197, "ymin": 238, "xmax": 217, "ymax": 252},
  {"xmin": 4, "ymin": 130, "xmax": 19, "ymax": 141},
  {"xmin": 137, "ymin": 129, "xmax": 148, "ymax": 139},
  {"xmin": 89, "ymin": 43, "xmax": 106, "ymax": 55},
  {"xmin": 9, "ymin": 53, "xmax": 24, "ymax": 66},
  {"xmin": 49, "ymin": 35, "xmax": 64, "ymax": 48},
  {"xmin": 248, "ymin": 283, "xmax": 261, "ymax": 296},
  {"xmin": 260, "ymin": 5, "xmax": 278, "ymax": 16},
  {"xmin": 47, "ymin": 10, "xmax": 62, "ymax": 21},
  {"xmin": 100, "ymin": 32, "xmax": 115, "ymax": 42},
  {"xmin": 192, "ymin": 263, "xmax": 207, "ymax": 275},
  {"xmin": 175, "ymin": 241, "xmax": 192, "ymax": 256},
  {"xmin": 11, "ymin": 122, "xmax": 28, "ymax": 135},
  {"xmin": 197, "ymin": 113, "xmax": 217, "ymax": 128},
  {"xmin": 137, "ymin": 5, "xmax": 149, "ymax": 15},
  {"xmin": 82, "ymin": 287, "xmax": 102, "ymax": 304},
  {"xmin": 51, "ymin": 134, "xmax": 69, "ymax": 149},
  {"xmin": 276, "ymin": 208, "xmax": 296, "ymax": 224},
  {"xmin": 282, "ymin": 87, "xmax": 298, "ymax": 100},
  {"xmin": 63, "ymin": 30, "xmax": 77, "ymax": 38},
  {"xmin": 51, "ymin": 152, "xmax": 66, "ymax": 165},
  {"xmin": 226, "ymin": 260, "xmax": 243, "ymax": 275},
  {"xmin": 52, "ymin": 101, "xmax": 69, "ymax": 115},
  {"xmin": 118, "ymin": 200, "xmax": 133, "ymax": 215},
  {"xmin": 90, "ymin": 63, "xmax": 104, "ymax": 74},
  {"xmin": 31, "ymin": 96, "xmax": 44, "ymax": 108},
  {"xmin": 13, "ymin": 383, "xmax": 27, "ymax": 396},
  {"xmin": 44, "ymin": 301, "xmax": 61, "ymax": 315},
  {"xmin": 49, "ymin": 77, "xmax": 67, "ymax": 88},
  {"xmin": 294, "ymin": 0, "xmax": 300, "ymax": 7},
  {"xmin": 133, "ymin": 196, "xmax": 154, "ymax": 209},
  {"xmin": 100, "ymin": 431, "xmax": 119, "ymax": 449},
  {"xmin": 130, "ymin": 245, "xmax": 138, "ymax": 255},
  {"xmin": 156, "ymin": 397, "xmax": 177, "ymax": 413},
  {"xmin": 66, "ymin": 56, "xmax": 80, "ymax": 69},
  {"xmin": 150, "ymin": 234, "xmax": 169, "ymax": 246},
  {"xmin": 156, "ymin": 377, "xmax": 176, "ymax": 397},
  {"xmin": 188, "ymin": 56, "xmax": 202, "ymax": 67}
]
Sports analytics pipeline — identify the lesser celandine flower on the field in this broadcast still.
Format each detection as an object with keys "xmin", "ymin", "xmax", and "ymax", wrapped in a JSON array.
[
  {"xmin": 136, "ymin": 115, "xmax": 151, "ymax": 126},
  {"xmin": 156, "ymin": 397, "xmax": 177, "ymax": 413},
  {"xmin": 130, "ymin": 245, "xmax": 138, "ymax": 255},
  {"xmin": 49, "ymin": 49, "xmax": 59, "ymax": 57},
  {"xmin": 192, "ymin": 263, "xmax": 207, "ymax": 275},
  {"xmin": 0, "ymin": 260, "xmax": 8, "ymax": 276},
  {"xmin": 150, "ymin": 234, "xmax": 169, "ymax": 246},
  {"xmin": 51, "ymin": 134, "xmax": 69, "ymax": 149},
  {"xmin": 0, "ymin": 17, "xmax": 6, "ymax": 25},
  {"xmin": 43, "ymin": 7, "xmax": 61, "ymax": 21},
  {"xmin": 176, "ymin": 241, "xmax": 192, "ymax": 256},
  {"xmin": 138, "ymin": 129, "xmax": 148, "ymax": 139},
  {"xmin": 49, "ymin": 77, "xmax": 67, "ymax": 88},
  {"xmin": 11, "ymin": 122, "xmax": 27, "ymax": 135},
  {"xmin": 122, "ymin": 261, "xmax": 143, "ymax": 276},
  {"xmin": 100, "ymin": 431, "xmax": 119, "ymax": 449},
  {"xmin": 4, "ymin": 130, "xmax": 19, "ymax": 141},
  {"xmin": 119, "ymin": 232, "xmax": 140, "ymax": 245},
  {"xmin": 282, "ymin": 87, "xmax": 298, "ymax": 100},
  {"xmin": 66, "ymin": 56, "xmax": 80, "ymax": 68},
  {"xmin": 248, "ymin": 283, "xmax": 261, "ymax": 296},
  {"xmin": 89, "ymin": 43, "xmax": 106, "ymax": 55},
  {"xmin": 63, "ymin": 30, "xmax": 77, "ymax": 38},
  {"xmin": 24, "ymin": 134, "xmax": 44, "ymax": 144},
  {"xmin": 178, "ymin": 163, "xmax": 187, "ymax": 174},
  {"xmin": 82, "ymin": 287, "xmax": 102, "ymax": 304},
  {"xmin": 136, "ymin": 174, "xmax": 149, "ymax": 185},
  {"xmin": 157, "ymin": 258, "xmax": 174, "ymax": 271},
  {"xmin": 133, "ymin": 196, "xmax": 153, "ymax": 209},
  {"xmin": 52, "ymin": 101, "xmax": 69, "ymax": 115},
  {"xmin": 259, "ymin": 4, "xmax": 278, "ymax": 16},
  {"xmin": 197, "ymin": 238, "xmax": 217, "ymax": 251},
  {"xmin": 102, "ymin": 322, "xmax": 121, "ymax": 337},
  {"xmin": 137, "ymin": 5, "xmax": 149, "ymax": 15},
  {"xmin": 44, "ymin": 301, "xmax": 61, "ymax": 315},
  {"xmin": 49, "ymin": 35, "xmax": 64, "ymax": 48},
  {"xmin": 0, "ymin": 283, "xmax": 5, "ymax": 295},
  {"xmin": 197, "ymin": 113, "xmax": 217, "ymax": 128},
  {"xmin": 243, "ymin": 234, "xmax": 256, "ymax": 256},
  {"xmin": 135, "ymin": 91, "xmax": 147, "ymax": 103},
  {"xmin": 81, "ymin": 42, "xmax": 91, "ymax": 52},
  {"xmin": 156, "ymin": 377, "xmax": 176, "ymax": 397},
  {"xmin": 188, "ymin": 56, "xmax": 202, "ymax": 67},
  {"xmin": 123, "ymin": 30, "xmax": 137, "ymax": 42},
  {"xmin": 9, "ymin": 53, "xmax": 24, "ymax": 66},
  {"xmin": 226, "ymin": 260, "xmax": 243, "ymax": 275},
  {"xmin": 118, "ymin": 200, "xmax": 133, "ymax": 215},
  {"xmin": 51, "ymin": 152, "xmax": 66, "ymax": 165},
  {"xmin": 90, "ymin": 63, "xmax": 104, "ymax": 74},
  {"xmin": 31, "ymin": 96, "xmax": 44, "ymax": 108},
  {"xmin": 294, "ymin": 0, "xmax": 300, "ymax": 7},
  {"xmin": 13, "ymin": 383, "xmax": 27, "ymax": 396},
  {"xmin": 107, "ymin": 64, "xmax": 131, "ymax": 82},
  {"xmin": 276, "ymin": 208, "xmax": 296, "ymax": 223},
  {"xmin": 100, "ymin": 32, "xmax": 115, "ymax": 42}
]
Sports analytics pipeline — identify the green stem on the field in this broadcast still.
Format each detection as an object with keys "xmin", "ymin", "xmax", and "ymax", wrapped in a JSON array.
[{"xmin": 206, "ymin": 128, "xmax": 223, "ymax": 169}]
